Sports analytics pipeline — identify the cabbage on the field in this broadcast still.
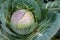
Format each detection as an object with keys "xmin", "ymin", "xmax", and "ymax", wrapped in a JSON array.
[{"xmin": 0, "ymin": 0, "xmax": 60, "ymax": 40}]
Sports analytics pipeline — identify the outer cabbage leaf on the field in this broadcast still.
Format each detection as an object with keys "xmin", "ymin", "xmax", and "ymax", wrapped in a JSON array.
[{"xmin": 26, "ymin": 9, "xmax": 60, "ymax": 40}]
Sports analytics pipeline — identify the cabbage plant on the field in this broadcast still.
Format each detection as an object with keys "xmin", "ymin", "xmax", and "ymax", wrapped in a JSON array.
[{"xmin": 0, "ymin": 0, "xmax": 60, "ymax": 40}]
